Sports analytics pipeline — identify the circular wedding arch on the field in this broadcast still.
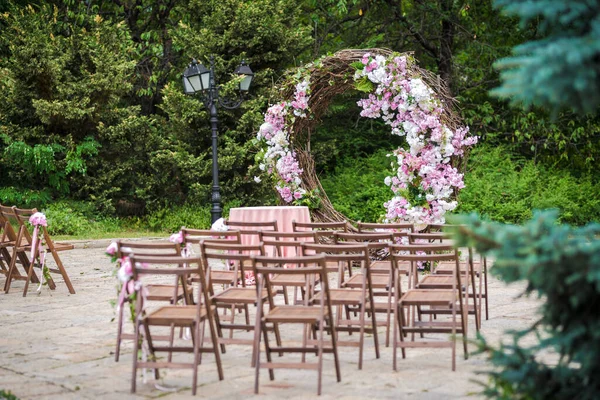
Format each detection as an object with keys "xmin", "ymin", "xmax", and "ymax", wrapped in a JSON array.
[{"xmin": 255, "ymin": 48, "xmax": 477, "ymax": 224}]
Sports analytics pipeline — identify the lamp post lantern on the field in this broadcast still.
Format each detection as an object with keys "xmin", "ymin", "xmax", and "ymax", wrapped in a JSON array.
[{"xmin": 183, "ymin": 56, "xmax": 253, "ymax": 224}]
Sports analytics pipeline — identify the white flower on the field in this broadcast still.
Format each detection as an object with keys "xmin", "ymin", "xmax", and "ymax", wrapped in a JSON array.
[
  {"xmin": 259, "ymin": 163, "xmax": 266, "ymax": 171},
  {"xmin": 211, "ymin": 218, "xmax": 229, "ymax": 232},
  {"xmin": 384, "ymin": 176, "xmax": 392, "ymax": 186},
  {"xmin": 367, "ymin": 67, "xmax": 387, "ymax": 84},
  {"xmin": 254, "ymin": 176, "xmax": 261, "ymax": 183},
  {"xmin": 272, "ymin": 131, "xmax": 289, "ymax": 147}
]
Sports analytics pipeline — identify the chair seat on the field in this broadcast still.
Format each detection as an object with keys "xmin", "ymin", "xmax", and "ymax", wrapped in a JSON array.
[
  {"xmin": 146, "ymin": 305, "xmax": 207, "ymax": 326},
  {"xmin": 264, "ymin": 305, "xmax": 328, "ymax": 323},
  {"xmin": 314, "ymin": 288, "xmax": 363, "ymax": 305},
  {"xmin": 344, "ymin": 273, "xmax": 389, "ymax": 289},
  {"xmin": 212, "ymin": 287, "xmax": 267, "ymax": 304},
  {"xmin": 417, "ymin": 275, "xmax": 455, "ymax": 289},
  {"xmin": 49, "ymin": 242, "xmax": 74, "ymax": 252},
  {"xmin": 146, "ymin": 284, "xmax": 190, "ymax": 301},
  {"xmin": 371, "ymin": 260, "xmax": 410, "ymax": 275},
  {"xmin": 271, "ymin": 273, "xmax": 317, "ymax": 286},
  {"xmin": 399, "ymin": 289, "xmax": 456, "ymax": 307},
  {"xmin": 435, "ymin": 261, "xmax": 481, "ymax": 275},
  {"xmin": 210, "ymin": 270, "xmax": 238, "ymax": 284}
]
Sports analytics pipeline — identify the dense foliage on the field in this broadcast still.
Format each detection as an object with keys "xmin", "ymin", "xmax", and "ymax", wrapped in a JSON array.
[
  {"xmin": 450, "ymin": 212, "xmax": 600, "ymax": 399},
  {"xmin": 0, "ymin": 0, "xmax": 599, "ymax": 231}
]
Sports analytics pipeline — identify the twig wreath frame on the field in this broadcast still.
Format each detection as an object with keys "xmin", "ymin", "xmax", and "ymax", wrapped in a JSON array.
[{"xmin": 254, "ymin": 48, "xmax": 477, "ymax": 224}]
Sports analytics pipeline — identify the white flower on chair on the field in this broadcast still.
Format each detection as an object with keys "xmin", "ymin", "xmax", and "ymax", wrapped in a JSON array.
[{"xmin": 211, "ymin": 218, "xmax": 229, "ymax": 232}]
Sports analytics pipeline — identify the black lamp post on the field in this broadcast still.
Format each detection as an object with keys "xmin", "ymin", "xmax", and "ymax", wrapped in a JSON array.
[{"xmin": 183, "ymin": 57, "xmax": 253, "ymax": 224}]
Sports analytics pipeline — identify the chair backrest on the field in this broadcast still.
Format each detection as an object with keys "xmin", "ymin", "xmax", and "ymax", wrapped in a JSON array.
[
  {"xmin": 130, "ymin": 255, "xmax": 208, "ymax": 311},
  {"xmin": 292, "ymin": 220, "xmax": 348, "ymax": 239},
  {"xmin": 357, "ymin": 222, "xmax": 414, "ymax": 233},
  {"xmin": 333, "ymin": 231, "xmax": 394, "ymax": 250},
  {"xmin": 223, "ymin": 219, "xmax": 278, "ymax": 235},
  {"xmin": 407, "ymin": 232, "xmax": 449, "ymax": 244},
  {"xmin": 252, "ymin": 254, "xmax": 329, "ymax": 307},
  {"xmin": 389, "ymin": 242, "xmax": 461, "ymax": 289},
  {"xmin": 181, "ymin": 227, "xmax": 241, "ymax": 245},
  {"xmin": 257, "ymin": 230, "xmax": 317, "ymax": 242},
  {"xmin": 259, "ymin": 239, "xmax": 306, "ymax": 267},
  {"xmin": 199, "ymin": 241, "xmax": 263, "ymax": 289},
  {"xmin": 301, "ymin": 242, "xmax": 370, "ymax": 285},
  {"xmin": 11, "ymin": 207, "xmax": 38, "ymax": 247},
  {"xmin": 0, "ymin": 205, "xmax": 18, "ymax": 242},
  {"xmin": 117, "ymin": 240, "xmax": 182, "ymax": 258}
]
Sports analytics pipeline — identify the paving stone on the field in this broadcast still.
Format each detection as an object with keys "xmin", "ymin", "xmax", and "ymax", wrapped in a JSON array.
[{"xmin": 0, "ymin": 247, "xmax": 542, "ymax": 399}]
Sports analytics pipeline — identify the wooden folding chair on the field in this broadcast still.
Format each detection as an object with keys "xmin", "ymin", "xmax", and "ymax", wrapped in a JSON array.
[
  {"xmin": 252, "ymin": 254, "xmax": 341, "ymax": 395},
  {"xmin": 0, "ymin": 205, "xmax": 37, "ymax": 291},
  {"xmin": 181, "ymin": 228, "xmax": 242, "ymax": 286},
  {"xmin": 334, "ymin": 231, "xmax": 405, "ymax": 346},
  {"xmin": 428, "ymin": 223, "xmax": 490, "ymax": 322},
  {"xmin": 199, "ymin": 241, "xmax": 273, "ymax": 366},
  {"xmin": 8, "ymin": 207, "xmax": 75, "ymax": 296},
  {"xmin": 114, "ymin": 240, "xmax": 189, "ymax": 362},
  {"xmin": 130, "ymin": 255, "xmax": 223, "ymax": 394},
  {"xmin": 223, "ymin": 219, "xmax": 278, "ymax": 245},
  {"xmin": 301, "ymin": 242, "xmax": 380, "ymax": 369},
  {"xmin": 390, "ymin": 243, "xmax": 468, "ymax": 371}
]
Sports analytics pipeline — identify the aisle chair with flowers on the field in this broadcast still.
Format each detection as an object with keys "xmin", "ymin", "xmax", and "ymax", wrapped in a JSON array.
[
  {"xmin": 108, "ymin": 240, "xmax": 189, "ymax": 362},
  {"xmin": 129, "ymin": 254, "xmax": 223, "ymax": 395},
  {"xmin": 0, "ymin": 205, "xmax": 38, "ymax": 292},
  {"xmin": 10, "ymin": 207, "xmax": 74, "ymax": 296}
]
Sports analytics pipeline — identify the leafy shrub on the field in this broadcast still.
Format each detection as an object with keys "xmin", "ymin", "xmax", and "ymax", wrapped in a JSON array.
[
  {"xmin": 457, "ymin": 144, "xmax": 600, "ymax": 225},
  {"xmin": 320, "ymin": 149, "xmax": 394, "ymax": 222},
  {"xmin": 0, "ymin": 187, "xmax": 52, "ymax": 208},
  {"xmin": 43, "ymin": 201, "xmax": 94, "ymax": 236},
  {"xmin": 147, "ymin": 204, "xmax": 212, "ymax": 233}
]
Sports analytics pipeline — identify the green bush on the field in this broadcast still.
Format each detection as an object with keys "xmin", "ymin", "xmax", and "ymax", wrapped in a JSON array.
[
  {"xmin": 0, "ymin": 187, "xmax": 52, "ymax": 209},
  {"xmin": 320, "ymin": 149, "xmax": 394, "ymax": 222},
  {"xmin": 43, "ymin": 201, "xmax": 95, "ymax": 236},
  {"xmin": 457, "ymin": 144, "xmax": 600, "ymax": 225},
  {"xmin": 147, "ymin": 204, "xmax": 212, "ymax": 233}
]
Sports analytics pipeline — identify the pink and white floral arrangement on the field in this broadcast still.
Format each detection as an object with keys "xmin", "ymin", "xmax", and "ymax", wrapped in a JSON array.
[{"xmin": 255, "ymin": 52, "xmax": 478, "ymax": 225}]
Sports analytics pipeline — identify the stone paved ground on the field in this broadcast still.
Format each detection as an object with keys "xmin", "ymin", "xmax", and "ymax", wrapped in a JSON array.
[{"xmin": 0, "ymin": 243, "xmax": 542, "ymax": 399}]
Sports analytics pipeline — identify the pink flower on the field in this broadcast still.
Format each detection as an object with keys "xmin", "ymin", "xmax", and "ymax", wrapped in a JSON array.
[
  {"xmin": 169, "ymin": 231, "xmax": 184, "ymax": 244},
  {"xmin": 117, "ymin": 257, "xmax": 133, "ymax": 282},
  {"xmin": 29, "ymin": 212, "xmax": 47, "ymax": 227},
  {"xmin": 105, "ymin": 241, "xmax": 118, "ymax": 256}
]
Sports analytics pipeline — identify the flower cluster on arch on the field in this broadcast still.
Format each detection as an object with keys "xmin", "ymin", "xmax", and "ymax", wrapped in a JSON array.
[{"xmin": 255, "ymin": 52, "xmax": 478, "ymax": 224}]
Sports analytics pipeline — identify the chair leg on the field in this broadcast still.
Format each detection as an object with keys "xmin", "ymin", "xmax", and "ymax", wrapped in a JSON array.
[
  {"xmin": 22, "ymin": 252, "xmax": 36, "ymax": 297},
  {"xmin": 49, "ymin": 248, "xmax": 75, "ymax": 294},
  {"xmin": 393, "ymin": 301, "xmax": 398, "ymax": 371},
  {"xmin": 484, "ymin": 259, "xmax": 489, "ymax": 320},
  {"xmin": 263, "ymin": 321, "xmax": 275, "ymax": 381},
  {"xmin": 115, "ymin": 302, "xmax": 126, "ymax": 362},
  {"xmin": 206, "ymin": 314, "xmax": 224, "ymax": 381},
  {"xmin": 329, "ymin": 313, "xmax": 341, "ymax": 383},
  {"xmin": 4, "ymin": 247, "xmax": 20, "ymax": 294},
  {"xmin": 131, "ymin": 322, "xmax": 140, "ymax": 393},
  {"xmin": 317, "ymin": 318, "xmax": 324, "ymax": 396},
  {"xmin": 192, "ymin": 322, "xmax": 200, "ymax": 395},
  {"xmin": 451, "ymin": 303, "xmax": 457, "ymax": 372}
]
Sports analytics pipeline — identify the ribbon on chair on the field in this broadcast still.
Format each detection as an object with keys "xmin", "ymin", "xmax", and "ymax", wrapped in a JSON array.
[
  {"xmin": 28, "ymin": 212, "xmax": 48, "ymax": 293},
  {"xmin": 169, "ymin": 230, "xmax": 194, "ymax": 258}
]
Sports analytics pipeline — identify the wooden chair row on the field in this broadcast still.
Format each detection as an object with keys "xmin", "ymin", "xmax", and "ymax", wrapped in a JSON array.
[{"xmin": 119, "ymin": 229, "xmax": 480, "ymax": 395}]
